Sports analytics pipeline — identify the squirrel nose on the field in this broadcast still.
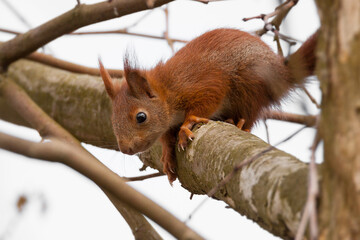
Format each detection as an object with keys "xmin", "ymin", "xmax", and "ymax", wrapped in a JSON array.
[{"xmin": 119, "ymin": 146, "xmax": 135, "ymax": 155}]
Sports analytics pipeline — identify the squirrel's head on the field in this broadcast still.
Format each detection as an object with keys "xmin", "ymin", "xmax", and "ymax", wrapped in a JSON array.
[{"xmin": 99, "ymin": 57, "xmax": 169, "ymax": 155}]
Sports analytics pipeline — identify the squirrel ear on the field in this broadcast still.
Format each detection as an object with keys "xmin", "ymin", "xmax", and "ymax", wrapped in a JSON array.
[
  {"xmin": 124, "ymin": 59, "xmax": 155, "ymax": 99},
  {"xmin": 98, "ymin": 58, "xmax": 119, "ymax": 99}
]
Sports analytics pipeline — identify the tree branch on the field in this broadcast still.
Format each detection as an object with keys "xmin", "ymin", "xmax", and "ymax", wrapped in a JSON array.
[
  {"xmin": 263, "ymin": 110, "xmax": 317, "ymax": 127},
  {"xmin": 139, "ymin": 122, "xmax": 309, "ymax": 239},
  {"xmin": 26, "ymin": 52, "xmax": 124, "ymax": 77},
  {"xmin": 0, "ymin": 132, "xmax": 202, "ymax": 240},
  {"xmin": 0, "ymin": 78, "xmax": 165, "ymax": 239},
  {"xmin": 243, "ymin": 0, "xmax": 298, "ymax": 36},
  {"xmin": 0, "ymin": 59, "xmax": 313, "ymax": 239},
  {"xmin": 0, "ymin": 0, "xmax": 173, "ymax": 71},
  {"xmin": 0, "ymin": 27, "xmax": 188, "ymax": 45}
]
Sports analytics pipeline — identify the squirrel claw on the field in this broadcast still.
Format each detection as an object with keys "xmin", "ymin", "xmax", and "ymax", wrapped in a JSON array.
[
  {"xmin": 170, "ymin": 166, "xmax": 176, "ymax": 174},
  {"xmin": 177, "ymin": 143, "xmax": 185, "ymax": 152},
  {"xmin": 161, "ymin": 155, "xmax": 177, "ymax": 184},
  {"xmin": 180, "ymin": 144, "xmax": 185, "ymax": 151}
]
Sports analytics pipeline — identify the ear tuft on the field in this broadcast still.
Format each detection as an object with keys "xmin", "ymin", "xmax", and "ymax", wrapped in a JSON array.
[
  {"xmin": 123, "ymin": 53, "xmax": 155, "ymax": 99},
  {"xmin": 98, "ymin": 58, "xmax": 118, "ymax": 99}
]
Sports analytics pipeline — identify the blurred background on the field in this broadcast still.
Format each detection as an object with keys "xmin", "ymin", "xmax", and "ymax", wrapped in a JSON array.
[{"xmin": 0, "ymin": 0, "xmax": 320, "ymax": 239}]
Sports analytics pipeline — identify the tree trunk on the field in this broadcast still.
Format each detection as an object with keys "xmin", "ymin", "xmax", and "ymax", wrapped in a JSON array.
[{"xmin": 316, "ymin": 0, "xmax": 360, "ymax": 239}]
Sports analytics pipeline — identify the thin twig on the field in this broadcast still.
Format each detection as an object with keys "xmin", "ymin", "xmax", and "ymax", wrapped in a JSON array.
[
  {"xmin": 274, "ymin": 33, "xmax": 284, "ymax": 57},
  {"xmin": 308, "ymin": 145, "xmax": 319, "ymax": 240},
  {"xmin": 263, "ymin": 119, "xmax": 270, "ymax": 144},
  {"xmin": 186, "ymin": 125, "xmax": 307, "ymax": 222},
  {"xmin": 71, "ymin": 29, "xmax": 187, "ymax": 43},
  {"xmin": 263, "ymin": 110, "xmax": 317, "ymax": 127},
  {"xmin": 26, "ymin": 51, "xmax": 123, "ymax": 78},
  {"xmin": 295, "ymin": 201, "xmax": 310, "ymax": 240},
  {"xmin": 0, "ymin": 27, "xmax": 188, "ymax": 44},
  {"xmin": 243, "ymin": 0, "xmax": 299, "ymax": 37},
  {"xmin": 272, "ymin": 28, "xmax": 297, "ymax": 45},
  {"xmin": 123, "ymin": 172, "xmax": 164, "ymax": 182},
  {"xmin": 0, "ymin": 28, "xmax": 20, "ymax": 35},
  {"xmin": 295, "ymin": 119, "xmax": 320, "ymax": 240},
  {"xmin": 301, "ymin": 86, "xmax": 321, "ymax": 109},
  {"xmin": 163, "ymin": 6, "xmax": 175, "ymax": 52}
]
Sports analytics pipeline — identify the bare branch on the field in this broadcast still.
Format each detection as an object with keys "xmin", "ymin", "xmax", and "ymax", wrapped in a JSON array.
[
  {"xmin": 0, "ymin": 27, "xmax": 20, "ymax": 35},
  {"xmin": 296, "ymin": 120, "xmax": 320, "ymax": 240},
  {"xmin": 263, "ymin": 119, "xmax": 270, "ymax": 144},
  {"xmin": 27, "ymin": 52, "xmax": 123, "ymax": 78},
  {"xmin": 71, "ymin": 29, "xmax": 187, "ymax": 43},
  {"xmin": 243, "ymin": 0, "xmax": 299, "ymax": 37},
  {"xmin": 124, "ymin": 172, "xmax": 164, "ymax": 182},
  {"xmin": 0, "ymin": 0, "xmax": 173, "ymax": 71},
  {"xmin": 0, "ymin": 27, "xmax": 188, "ymax": 44},
  {"xmin": 263, "ymin": 110, "xmax": 317, "ymax": 127},
  {"xmin": 0, "ymin": 78, "xmax": 162, "ymax": 240},
  {"xmin": 301, "ymin": 86, "xmax": 321, "ymax": 109},
  {"xmin": 0, "ymin": 132, "xmax": 203, "ymax": 240}
]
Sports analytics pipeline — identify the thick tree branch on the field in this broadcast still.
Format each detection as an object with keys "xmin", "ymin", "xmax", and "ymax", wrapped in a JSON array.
[
  {"xmin": 0, "ymin": 59, "xmax": 312, "ymax": 239},
  {"xmin": 140, "ymin": 122, "xmax": 309, "ymax": 240},
  {"xmin": 0, "ymin": 79, "xmax": 77, "ymax": 143},
  {"xmin": 1, "ymin": 59, "xmax": 117, "ymax": 146},
  {"xmin": 0, "ymin": 132, "xmax": 202, "ymax": 240},
  {"xmin": 0, "ymin": 0, "xmax": 173, "ymax": 71},
  {"xmin": 0, "ymin": 78, "xmax": 164, "ymax": 240}
]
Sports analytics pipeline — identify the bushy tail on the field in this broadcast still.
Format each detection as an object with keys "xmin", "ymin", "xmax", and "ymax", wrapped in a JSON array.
[{"xmin": 286, "ymin": 30, "xmax": 319, "ymax": 84}]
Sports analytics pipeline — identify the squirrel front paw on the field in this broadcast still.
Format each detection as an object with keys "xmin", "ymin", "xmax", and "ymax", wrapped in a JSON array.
[
  {"xmin": 178, "ymin": 115, "xmax": 209, "ymax": 151},
  {"xmin": 178, "ymin": 126, "xmax": 195, "ymax": 151}
]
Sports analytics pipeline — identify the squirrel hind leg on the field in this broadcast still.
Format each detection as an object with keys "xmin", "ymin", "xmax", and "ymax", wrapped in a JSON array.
[
  {"xmin": 225, "ymin": 118, "xmax": 251, "ymax": 132},
  {"xmin": 178, "ymin": 115, "xmax": 209, "ymax": 151},
  {"xmin": 160, "ymin": 129, "xmax": 178, "ymax": 185}
]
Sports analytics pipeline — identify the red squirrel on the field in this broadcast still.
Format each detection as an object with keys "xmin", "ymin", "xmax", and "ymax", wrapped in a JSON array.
[{"xmin": 99, "ymin": 28, "xmax": 318, "ymax": 183}]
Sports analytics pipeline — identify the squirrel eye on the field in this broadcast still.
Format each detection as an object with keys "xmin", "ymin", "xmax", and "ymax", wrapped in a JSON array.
[{"xmin": 136, "ymin": 112, "xmax": 147, "ymax": 123}]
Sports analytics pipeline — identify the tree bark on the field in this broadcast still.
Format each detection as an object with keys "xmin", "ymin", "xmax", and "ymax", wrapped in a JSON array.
[
  {"xmin": 0, "ymin": 78, "xmax": 163, "ymax": 240},
  {"xmin": 316, "ymin": 0, "xmax": 360, "ymax": 239},
  {"xmin": 0, "ymin": 59, "xmax": 310, "ymax": 239}
]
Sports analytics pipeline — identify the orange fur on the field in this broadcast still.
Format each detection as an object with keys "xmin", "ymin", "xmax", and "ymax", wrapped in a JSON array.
[{"xmin": 100, "ymin": 28, "xmax": 318, "ymax": 183}]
